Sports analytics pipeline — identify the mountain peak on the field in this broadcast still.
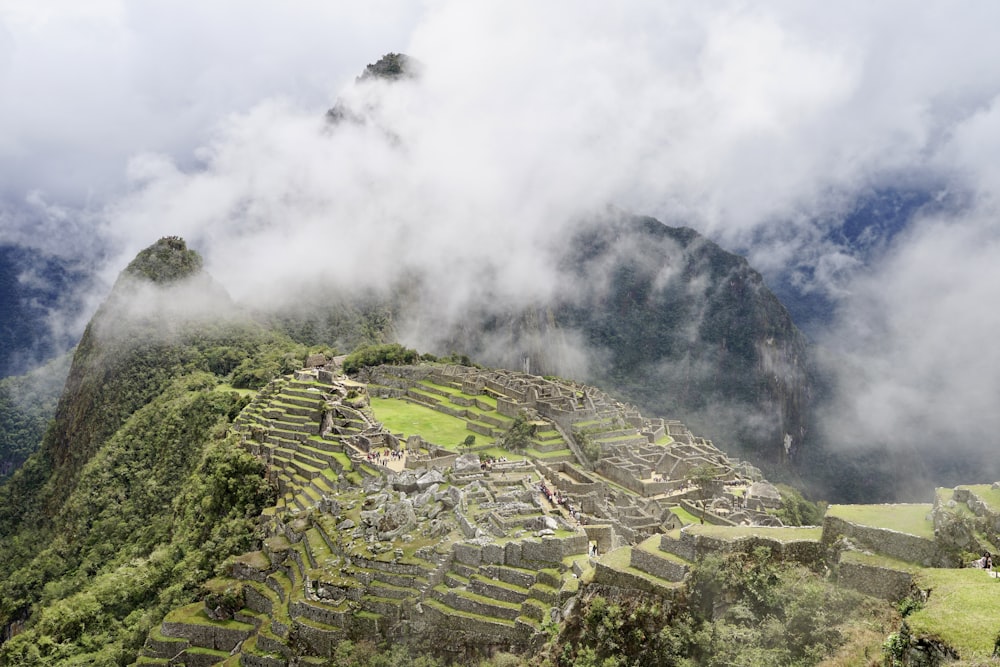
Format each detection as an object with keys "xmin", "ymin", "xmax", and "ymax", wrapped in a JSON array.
[
  {"xmin": 357, "ymin": 52, "xmax": 416, "ymax": 82},
  {"xmin": 122, "ymin": 236, "xmax": 202, "ymax": 284}
]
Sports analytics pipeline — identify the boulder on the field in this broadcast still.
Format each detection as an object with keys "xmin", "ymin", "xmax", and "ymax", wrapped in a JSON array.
[
  {"xmin": 378, "ymin": 500, "xmax": 417, "ymax": 539},
  {"xmin": 417, "ymin": 470, "xmax": 446, "ymax": 491},
  {"xmin": 391, "ymin": 472, "xmax": 420, "ymax": 494},
  {"xmin": 454, "ymin": 453, "xmax": 481, "ymax": 472},
  {"xmin": 412, "ymin": 491, "xmax": 433, "ymax": 510}
]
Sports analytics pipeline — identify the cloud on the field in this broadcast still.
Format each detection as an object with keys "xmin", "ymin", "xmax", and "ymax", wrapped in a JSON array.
[
  {"xmin": 817, "ymin": 205, "xmax": 1000, "ymax": 460},
  {"xmin": 5, "ymin": 1, "xmax": 1000, "ymax": 486}
]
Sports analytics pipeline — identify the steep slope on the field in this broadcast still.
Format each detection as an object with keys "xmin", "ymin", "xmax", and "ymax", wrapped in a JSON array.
[
  {"xmin": 0, "ymin": 244, "xmax": 85, "ymax": 379},
  {"xmin": 415, "ymin": 214, "xmax": 811, "ymax": 468},
  {"xmin": 0, "ymin": 353, "xmax": 69, "ymax": 480},
  {"xmin": 0, "ymin": 238, "xmax": 299, "ymax": 664}
]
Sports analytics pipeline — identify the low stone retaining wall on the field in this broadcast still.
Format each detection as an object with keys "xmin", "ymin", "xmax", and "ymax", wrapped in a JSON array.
[
  {"xmin": 481, "ymin": 564, "xmax": 536, "ymax": 588},
  {"xmin": 678, "ymin": 500, "xmax": 734, "ymax": 526},
  {"xmin": 470, "ymin": 577, "xmax": 529, "ymax": 604},
  {"xmin": 822, "ymin": 515, "xmax": 955, "ymax": 567},
  {"xmin": 836, "ymin": 560, "xmax": 914, "ymax": 601},
  {"xmin": 160, "ymin": 620, "xmax": 248, "ymax": 652},
  {"xmin": 241, "ymin": 652, "xmax": 288, "ymax": 667},
  {"xmin": 630, "ymin": 548, "xmax": 688, "ymax": 582},
  {"xmin": 593, "ymin": 561, "xmax": 679, "ymax": 597},
  {"xmin": 431, "ymin": 588, "xmax": 519, "ymax": 621},
  {"xmin": 290, "ymin": 599, "xmax": 350, "ymax": 627},
  {"xmin": 418, "ymin": 600, "xmax": 528, "ymax": 644},
  {"xmin": 143, "ymin": 634, "xmax": 187, "ymax": 659},
  {"xmin": 659, "ymin": 529, "xmax": 825, "ymax": 568}
]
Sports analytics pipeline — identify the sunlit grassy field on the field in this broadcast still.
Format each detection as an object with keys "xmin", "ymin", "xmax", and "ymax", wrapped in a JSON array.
[
  {"xmin": 908, "ymin": 568, "xmax": 1000, "ymax": 661},
  {"xmin": 826, "ymin": 503, "xmax": 934, "ymax": 539},
  {"xmin": 369, "ymin": 397, "xmax": 487, "ymax": 449},
  {"xmin": 958, "ymin": 484, "xmax": 1000, "ymax": 512}
]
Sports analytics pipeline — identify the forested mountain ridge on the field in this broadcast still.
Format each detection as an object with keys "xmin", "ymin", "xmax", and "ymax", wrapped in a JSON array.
[
  {"xmin": 0, "ymin": 237, "xmax": 994, "ymax": 666},
  {"xmin": 0, "ymin": 238, "xmax": 303, "ymax": 662},
  {"xmin": 408, "ymin": 213, "xmax": 812, "ymax": 467}
]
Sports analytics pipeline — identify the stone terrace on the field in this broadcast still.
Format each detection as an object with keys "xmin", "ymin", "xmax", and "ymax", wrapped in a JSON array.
[{"xmin": 141, "ymin": 362, "xmax": 797, "ymax": 665}]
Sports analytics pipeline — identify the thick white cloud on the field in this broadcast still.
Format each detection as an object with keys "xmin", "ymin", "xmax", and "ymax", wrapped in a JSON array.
[{"xmin": 4, "ymin": 0, "xmax": 1000, "ymax": 473}]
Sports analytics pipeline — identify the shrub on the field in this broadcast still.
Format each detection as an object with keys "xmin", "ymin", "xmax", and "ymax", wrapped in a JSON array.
[{"xmin": 342, "ymin": 344, "xmax": 419, "ymax": 375}]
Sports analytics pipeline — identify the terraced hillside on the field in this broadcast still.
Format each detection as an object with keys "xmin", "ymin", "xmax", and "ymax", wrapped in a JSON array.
[
  {"xmin": 137, "ymin": 361, "xmax": 1000, "ymax": 666},
  {"xmin": 136, "ymin": 362, "xmax": 782, "ymax": 664}
]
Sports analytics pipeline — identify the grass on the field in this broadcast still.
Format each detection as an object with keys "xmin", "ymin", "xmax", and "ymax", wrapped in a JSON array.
[
  {"xmin": 826, "ymin": 503, "xmax": 935, "ymax": 539},
  {"xmin": 231, "ymin": 550, "xmax": 271, "ymax": 570},
  {"xmin": 838, "ymin": 550, "xmax": 922, "ymax": 574},
  {"xmin": 670, "ymin": 506, "xmax": 700, "ymax": 526},
  {"xmin": 165, "ymin": 602, "xmax": 254, "ymax": 630},
  {"xmin": 215, "ymin": 382, "xmax": 257, "ymax": 397},
  {"xmin": 685, "ymin": 524, "xmax": 824, "ymax": 542},
  {"xmin": 907, "ymin": 568, "xmax": 1000, "ymax": 661},
  {"xmin": 600, "ymin": 546, "xmax": 633, "ymax": 569},
  {"xmin": 370, "ymin": 397, "xmax": 485, "ymax": 448},
  {"xmin": 958, "ymin": 484, "xmax": 1000, "ymax": 512}
]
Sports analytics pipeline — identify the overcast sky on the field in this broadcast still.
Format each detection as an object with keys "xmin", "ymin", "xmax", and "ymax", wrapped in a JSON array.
[{"xmin": 3, "ymin": 0, "xmax": 1000, "ymax": 464}]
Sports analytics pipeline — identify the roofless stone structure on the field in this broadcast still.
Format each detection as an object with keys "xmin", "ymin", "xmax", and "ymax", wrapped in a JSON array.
[{"xmin": 139, "ymin": 362, "xmax": 790, "ymax": 663}]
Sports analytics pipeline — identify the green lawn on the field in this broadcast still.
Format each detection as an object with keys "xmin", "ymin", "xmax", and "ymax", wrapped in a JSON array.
[
  {"xmin": 670, "ymin": 506, "xmax": 700, "ymax": 526},
  {"xmin": 958, "ymin": 484, "xmax": 1000, "ymax": 512},
  {"xmin": 826, "ymin": 504, "xmax": 934, "ymax": 539},
  {"xmin": 908, "ymin": 568, "xmax": 1000, "ymax": 661},
  {"xmin": 214, "ymin": 382, "xmax": 257, "ymax": 397},
  {"xmin": 369, "ymin": 397, "xmax": 487, "ymax": 449}
]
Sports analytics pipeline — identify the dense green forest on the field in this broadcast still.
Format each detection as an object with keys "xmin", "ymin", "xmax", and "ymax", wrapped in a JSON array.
[{"xmin": 0, "ymin": 353, "xmax": 69, "ymax": 480}]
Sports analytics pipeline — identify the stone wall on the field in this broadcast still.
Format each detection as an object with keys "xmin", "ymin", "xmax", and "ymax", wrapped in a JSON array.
[
  {"xmin": 629, "ymin": 548, "xmax": 688, "ymax": 582},
  {"xmin": 954, "ymin": 487, "xmax": 1000, "ymax": 533},
  {"xmin": 596, "ymin": 460, "xmax": 645, "ymax": 495},
  {"xmin": 160, "ymin": 620, "xmax": 247, "ymax": 652},
  {"xmin": 661, "ymin": 529, "xmax": 825, "ymax": 569},
  {"xmin": 836, "ymin": 561, "xmax": 914, "ymax": 601},
  {"xmin": 679, "ymin": 500, "xmax": 735, "ymax": 526},
  {"xmin": 593, "ymin": 561, "xmax": 681, "ymax": 597},
  {"xmin": 822, "ymin": 516, "xmax": 956, "ymax": 567}
]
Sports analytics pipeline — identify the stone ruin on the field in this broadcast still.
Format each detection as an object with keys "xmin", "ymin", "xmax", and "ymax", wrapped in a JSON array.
[{"xmin": 138, "ymin": 362, "xmax": 793, "ymax": 665}]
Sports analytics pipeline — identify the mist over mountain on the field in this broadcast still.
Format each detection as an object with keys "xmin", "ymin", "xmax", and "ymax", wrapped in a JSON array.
[{"xmin": 0, "ymin": 245, "xmax": 87, "ymax": 378}]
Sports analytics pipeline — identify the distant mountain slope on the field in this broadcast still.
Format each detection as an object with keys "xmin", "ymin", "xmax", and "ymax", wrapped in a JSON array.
[
  {"xmin": 0, "ymin": 245, "xmax": 85, "ymax": 379},
  {"xmin": 0, "ymin": 238, "xmax": 295, "ymax": 663},
  {"xmin": 0, "ymin": 354, "xmax": 70, "ymax": 481},
  {"xmin": 410, "ymin": 213, "xmax": 812, "ymax": 468}
]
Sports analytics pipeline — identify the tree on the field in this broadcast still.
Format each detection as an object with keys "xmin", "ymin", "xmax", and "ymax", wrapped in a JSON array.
[
  {"xmin": 499, "ymin": 414, "xmax": 533, "ymax": 453},
  {"xmin": 686, "ymin": 463, "xmax": 718, "ymax": 502}
]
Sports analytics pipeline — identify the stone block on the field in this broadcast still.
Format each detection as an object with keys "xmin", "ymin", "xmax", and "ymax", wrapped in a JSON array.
[
  {"xmin": 482, "ymin": 543, "xmax": 504, "ymax": 565},
  {"xmin": 453, "ymin": 542, "xmax": 483, "ymax": 566}
]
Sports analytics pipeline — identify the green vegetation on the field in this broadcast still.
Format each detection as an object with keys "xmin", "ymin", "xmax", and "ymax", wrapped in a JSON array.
[
  {"xmin": 772, "ymin": 484, "xmax": 825, "ymax": 526},
  {"xmin": 551, "ymin": 547, "xmax": 868, "ymax": 666},
  {"xmin": 826, "ymin": 504, "xmax": 934, "ymax": 539},
  {"xmin": 0, "ymin": 353, "xmax": 70, "ymax": 481},
  {"xmin": 0, "ymin": 238, "xmax": 302, "ymax": 665},
  {"xmin": 670, "ymin": 506, "xmax": 700, "ymax": 526},
  {"xmin": 370, "ymin": 397, "xmax": 486, "ymax": 447},
  {"xmin": 684, "ymin": 525, "xmax": 823, "ymax": 542},
  {"xmin": 904, "ymin": 568, "xmax": 1000, "ymax": 662},
  {"xmin": 958, "ymin": 484, "xmax": 1000, "ymax": 511},
  {"xmin": 685, "ymin": 463, "xmax": 718, "ymax": 501},
  {"xmin": 498, "ymin": 412, "xmax": 534, "ymax": 453},
  {"xmin": 122, "ymin": 236, "xmax": 202, "ymax": 283},
  {"xmin": 342, "ymin": 343, "xmax": 419, "ymax": 375}
]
